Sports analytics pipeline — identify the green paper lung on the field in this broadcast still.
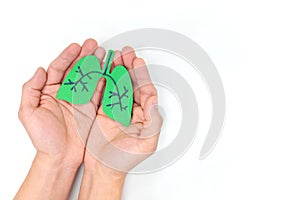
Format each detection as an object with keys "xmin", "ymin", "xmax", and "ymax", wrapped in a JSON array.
[
  {"xmin": 56, "ymin": 50, "xmax": 133, "ymax": 127},
  {"xmin": 102, "ymin": 65, "xmax": 133, "ymax": 127},
  {"xmin": 56, "ymin": 55, "xmax": 102, "ymax": 104}
]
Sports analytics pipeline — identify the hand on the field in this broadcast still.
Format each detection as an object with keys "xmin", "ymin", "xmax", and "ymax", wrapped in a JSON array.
[
  {"xmin": 79, "ymin": 47, "xmax": 163, "ymax": 199},
  {"xmin": 15, "ymin": 39, "xmax": 99, "ymax": 200},
  {"xmin": 18, "ymin": 39, "xmax": 99, "ymax": 167}
]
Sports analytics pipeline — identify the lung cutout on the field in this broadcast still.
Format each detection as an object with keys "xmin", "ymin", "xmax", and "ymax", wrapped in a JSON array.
[{"xmin": 57, "ymin": 50, "xmax": 133, "ymax": 126}]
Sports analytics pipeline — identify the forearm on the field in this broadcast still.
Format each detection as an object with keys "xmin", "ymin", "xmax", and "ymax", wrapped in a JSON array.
[
  {"xmin": 78, "ymin": 163, "xmax": 126, "ymax": 200},
  {"xmin": 14, "ymin": 153, "xmax": 79, "ymax": 200}
]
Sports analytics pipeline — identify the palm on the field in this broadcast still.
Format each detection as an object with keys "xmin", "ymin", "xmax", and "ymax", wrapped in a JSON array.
[
  {"xmin": 29, "ymin": 86, "xmax": 71, "ymax": 154},
  {"xmin": 19, "ymin": 40, "xmax": 99, "ymax": 163},
  {"xmin": 95, "ymin": 103, "xmax": 157, "ymax": 153},
  {"xmin": 33, "ymin": 84, "xmax": 91, "ymax": 156},
  {"xmin": 85, "ymin": 47, "xmax": 162, "ymax": 172}
]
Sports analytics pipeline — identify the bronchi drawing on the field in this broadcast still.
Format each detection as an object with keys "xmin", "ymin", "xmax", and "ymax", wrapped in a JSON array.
[{"xmin": 56, "ymin": 50, "xmax": 133, "ymax": 126}]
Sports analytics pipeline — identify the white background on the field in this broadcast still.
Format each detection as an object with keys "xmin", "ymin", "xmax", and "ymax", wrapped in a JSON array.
[{"xmin": 1, "ymin": 0, "xmax": 300, "ymax": 199}]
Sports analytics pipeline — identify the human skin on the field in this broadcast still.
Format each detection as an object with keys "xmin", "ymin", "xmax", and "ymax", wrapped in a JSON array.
[
  {"xmin": 78, "ymin": 47, "xmax": 163, "ymax": 200},
  {"xmin": 15, "ymin": 40, "xmax": 162, "ymax": 200},
  {"xmin": 15, "ymin": 39, "xmax": 99, "ymax": 199}
]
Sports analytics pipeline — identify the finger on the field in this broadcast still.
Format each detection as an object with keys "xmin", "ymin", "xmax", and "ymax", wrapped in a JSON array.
[
  {"xmin": 94, "ymin": 46, "xmax": 106, "ymax": 70},
  {"xmin": 19, "ymin": 67, "xmax": 47, "ymax": 120},
  {"xmin": 122, "ymin": 46, "xmax": 136, "ymax": 68},
  {"xmin": 140, "ymin": 96, "xmax": 162, "ymax": 139},
  {"xmin": 132, "ymin": 58, "xmax": 157, "ymax": 108},
  {"xmin": 121, "ymin": 46, "xmax": 140, "ymax": 103},
  {"xmin": 111, "ymin": 50, "xmax": 123, "ymax": 72},
  {"xmin": 46, "ymin": 43, "xmax": 81, "ymax": 85},
  {"xmin": 74, "ymin": 38, "xmax": 99, "ymax": 64},
  {"xmin": 91, "ymin": 78, "xmax": 106, "ymax": 109},
  {"xmin": 91, "ymin": 47, "xmax": 106, "ymax": 107},
  {"xmin": 63, "ymin": 38, "xmax": 98, "ymax": 80}
]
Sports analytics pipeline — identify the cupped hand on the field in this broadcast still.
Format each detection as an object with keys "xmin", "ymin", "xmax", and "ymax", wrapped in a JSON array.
[
  {"xmin": 84, "ymin": 47, "xmax": 163, "ymax": 176},
  {"xmin": 18, "ymin": 39, "xmax": 99, "ymax": 167}
]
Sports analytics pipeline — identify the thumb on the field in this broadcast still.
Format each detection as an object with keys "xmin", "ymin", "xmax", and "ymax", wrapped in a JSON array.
[
  {"xmin": 19, "ymin": 67, "xmax": 47, "ymax": 120},
  {"xmin": 140, "ymin": 96, "xmax": 163, "ymax": 138}
]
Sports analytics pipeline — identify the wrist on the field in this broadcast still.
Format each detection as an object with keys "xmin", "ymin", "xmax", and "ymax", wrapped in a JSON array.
[
  {"xmin": 15, "ymin": 153, "xmax": 80, "ymax": 200},
  {"xmin": 83, "ymin": 152, "xmax": 126, "ymax": 179},
  {"xmin": 79, "ymin": 162, "xmax": 126, "ymax": 200},
  {"xmin": 33, "ymin": 153, "xmax": 80, "ymax": 182},
  {"xmin": 36, "ymin": 151, "xmax": 82, "ymax": 170}
]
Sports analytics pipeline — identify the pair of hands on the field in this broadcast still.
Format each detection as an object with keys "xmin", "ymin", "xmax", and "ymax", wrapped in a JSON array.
[{"xmin": 15, "ymin": 39, "xmax": 162, "ymax": 200}]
